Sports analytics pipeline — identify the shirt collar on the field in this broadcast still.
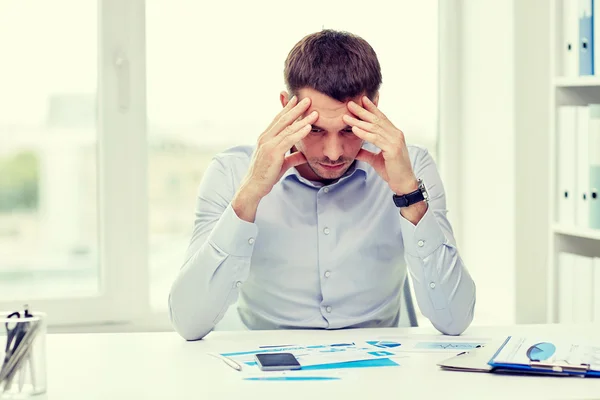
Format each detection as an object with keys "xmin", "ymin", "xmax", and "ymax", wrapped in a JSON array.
[{"xmin": 281, "ymin": 147, "xmax": 373, "ymax": 186}]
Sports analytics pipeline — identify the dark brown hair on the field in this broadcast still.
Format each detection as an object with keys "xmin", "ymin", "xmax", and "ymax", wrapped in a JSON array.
[{"xmin": 283, "ymin": 29, "xmax": 382, "ymax": 102}]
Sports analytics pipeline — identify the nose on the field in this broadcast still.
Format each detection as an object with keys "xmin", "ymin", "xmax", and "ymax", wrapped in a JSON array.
[{"xmin": 322, "ymin": 134, "xmax": 344, "ymax": 162}]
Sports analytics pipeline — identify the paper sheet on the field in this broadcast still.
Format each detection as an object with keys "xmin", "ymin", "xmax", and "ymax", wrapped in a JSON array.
[
  {"xmin": 219, "ymin": 340, "xmax": 405, "ymax": 372},
  {"xmin": 376, "ymin": 334, "xmax": 489, "ymax": 353}
]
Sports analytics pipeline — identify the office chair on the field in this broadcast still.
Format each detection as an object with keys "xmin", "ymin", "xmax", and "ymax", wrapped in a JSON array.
[{"xmin": 403, "ymin": 277, "xmax": 419, "ymax": 327}]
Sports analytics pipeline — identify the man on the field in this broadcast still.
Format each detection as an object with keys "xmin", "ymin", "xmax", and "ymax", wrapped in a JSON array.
[{"xmin": 168, "ymin": 29, "xmax": 476, "ymax": 341}]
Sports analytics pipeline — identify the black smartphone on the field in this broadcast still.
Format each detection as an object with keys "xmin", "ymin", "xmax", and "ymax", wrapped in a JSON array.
[{"xmin": 254, "ymin": 352, "xmax": 302, "ymax": 371}]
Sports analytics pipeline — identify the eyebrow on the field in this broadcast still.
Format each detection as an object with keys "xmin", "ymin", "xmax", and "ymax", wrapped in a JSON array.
[{"xmin": 312, "ymin": 125, "xmax": 353, "ymax": 131}]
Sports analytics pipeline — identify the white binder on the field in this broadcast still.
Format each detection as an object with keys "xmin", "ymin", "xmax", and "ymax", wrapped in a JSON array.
[
  {"xmin": 576, "ymin": 106, "xmax": 590, "ymax": 228},
  {"xmin": 573, "ymin": 254, "xmax": 594, "ymax": 323},
  {"xmin": 589, "ymin": 105, "xmax": 600, "ymax": 229},
  {"xmin": 558, "ymin": 252, "xmax": 576, "ymax": 323},
  {"xmin": 593, "ymin": 257, "xmax": 600, "ymax": 322},
  {"xmin": 563, "ymin": 0, "xmax": 580, "ymax": 77},
  {"xmin": 557, "ymin": 106, "xmax": 577, "ymax": 225}
]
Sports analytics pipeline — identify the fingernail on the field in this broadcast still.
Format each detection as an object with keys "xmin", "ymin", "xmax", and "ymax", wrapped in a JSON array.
[
  {"xmin": 291, "ymin": 95, "xmax": 297, "ymax": 102},
  {"xmin": 301, "ymin": 98, "xmax": 310, "ymax": 104},
  {"xmin": 311, "ymin": 111, "xmax": 318, "ymax": 117}
]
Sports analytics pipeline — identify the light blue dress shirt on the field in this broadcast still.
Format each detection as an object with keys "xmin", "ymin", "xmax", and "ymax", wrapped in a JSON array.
[{"xmin": 168, "ymin": 143, "xmax": 476, "ymax": 340}]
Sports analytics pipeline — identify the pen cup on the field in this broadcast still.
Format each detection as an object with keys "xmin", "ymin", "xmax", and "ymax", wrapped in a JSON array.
[{"xmin": 0, "ymin": 311, "xmax": 46, "ymax": 398}]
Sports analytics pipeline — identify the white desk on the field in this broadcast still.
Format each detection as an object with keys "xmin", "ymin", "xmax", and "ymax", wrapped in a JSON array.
[{"xmin": 42, "ymin": 323, "xmax": 600, "ymax": 400}]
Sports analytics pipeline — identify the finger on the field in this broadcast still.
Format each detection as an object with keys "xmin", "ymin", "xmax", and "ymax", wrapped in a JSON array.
[
  {"xmin": 361, "ymin": 95, "xmax": 388, "ymax": 121},
  {"xmin": 282, "ymin": 151, "xmax": 307, "ymax": 171},
  {"xmin": 351, "ymin": 126, "xmax": 391, "ymax": 151},
  {"xmin": 275, "ymin": 110, "xmax": 318, "ymax": 144},
  {"xmin": 342, "ymin": 114, "xmax": 376, "ymax": 133},
  {"xmin": 263, "ymin": 95, "xmax": 298, "ymax": 134},
  {"xmin": 347, "ymin": 100, "xmax": 379, "ymax": 124},
  {"xmin": 269, "ymin": 97, "xmax": 312, "ymax": 138},
  {"xmin": 276, "ymin": 124, "xmax": 312, "ymax": 152},
  {"xmin": 354, "ymin": 148, "xmax": 378, "ymax": 166},
  {"xmin": 344, "ymin": 113, "xmax": 396, "ymax": 142},
  {"xmin": 355, "ymin": 149, "xmax": 387, "ymax": 180}
]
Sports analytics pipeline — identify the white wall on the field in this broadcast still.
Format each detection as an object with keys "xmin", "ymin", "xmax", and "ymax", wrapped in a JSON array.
[
  {"xmin": 459, "ymin": 0, "xmax": 517, "ymax": 325},
  {"xmin": 513, "ymin": 0, "xmax": 550, "ymax": 324},
  {"xmin": 444, "ymin": 0, "xmax": 550, "ymax": 326}
]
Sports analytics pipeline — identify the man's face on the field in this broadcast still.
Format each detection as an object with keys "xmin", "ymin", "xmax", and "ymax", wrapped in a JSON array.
[{"xmin": 283, "ymin": 88, "xmax": 367, "ymax": 182}]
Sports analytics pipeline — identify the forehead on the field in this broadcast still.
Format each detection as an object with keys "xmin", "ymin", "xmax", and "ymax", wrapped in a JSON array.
[{"xmin": 297, "ymin": 88, "xmax": 363, "ymax": 124}]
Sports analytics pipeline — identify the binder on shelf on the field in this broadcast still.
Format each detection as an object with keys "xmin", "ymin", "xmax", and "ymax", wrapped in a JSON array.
[
  {"xmin": 564, "ymin": 0, "xmax": 581, "ymax": 77},
  {"xmin": 593, "ymin": 257, "xmax": 600, "ymax": 322},
  {"xmin": 589, "ymin": 105, "xmax": 600, "ymax": 229},
  {"xmin": 557, "ymin": 106, "xmax": 577, "ymax": 225},
  {"xmin": 579, "ymin": 0, "xmax": 595, "ymax": 76},
  {"xmin": 558, "ymin": 252, "xmax": 576, "ymax": 323},
  {"xmin": 595, "ymin": 0, "xmax": 600, "ymax": 76},
  {"xmin": 573, "ymin": 254, "xmax": 594, "ymax": 323},
  {"xmin": 576, "ymin": 106, "xmax": 590, "ymax": 228}
]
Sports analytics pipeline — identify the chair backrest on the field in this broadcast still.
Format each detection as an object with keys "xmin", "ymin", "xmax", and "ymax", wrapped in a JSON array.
[{"xmin": 402, "ymin": 277, "xmax": 419, "ymax": 327}]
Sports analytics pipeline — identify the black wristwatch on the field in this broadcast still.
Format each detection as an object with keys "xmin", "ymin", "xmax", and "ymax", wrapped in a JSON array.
[{"xmin": 392, "ymin": 179, "xmax": 429, "ymax": 207}]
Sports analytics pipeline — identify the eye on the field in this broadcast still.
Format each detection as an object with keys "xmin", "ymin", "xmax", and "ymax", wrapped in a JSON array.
[
  {"xmin": 342, "ymin": 128, "xmax": 355, "ymax": 136},
  {"xmin": 310, "ymin": 128, "xmax": 324, "ymax": 135}
]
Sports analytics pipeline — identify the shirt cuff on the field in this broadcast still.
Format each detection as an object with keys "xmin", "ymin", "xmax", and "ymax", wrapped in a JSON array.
[
  {"xmin": 399, "ymin": 206, "xmax": 446, "ymax": 259},
  {"xmin": 207, "ymin": 203, "xmax": 259, "ymax": 257}
]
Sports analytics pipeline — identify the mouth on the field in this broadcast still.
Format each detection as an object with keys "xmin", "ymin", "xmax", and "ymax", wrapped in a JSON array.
[{"xmin": 319, "ymin": 163, "xmax": 345, "ymax": 171}]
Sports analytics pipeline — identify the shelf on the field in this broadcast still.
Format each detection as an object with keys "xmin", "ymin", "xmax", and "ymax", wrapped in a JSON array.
[
  {"xmin": 553, "ymin": 76, "xmax": 600, "ymax": 87},
  {"xmin": 553, "ymin": 224, "xmax": 600, "ymax": 240}
]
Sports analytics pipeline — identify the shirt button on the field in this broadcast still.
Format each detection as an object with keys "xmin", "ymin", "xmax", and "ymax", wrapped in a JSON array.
[
  {"xmin": 324, "ymin": 271, "xmax": 331, "ymax": 278},
  {"xmin": 326, "ymin": 306, "xmax": 332, "ymax": 313},
  {"xmin": 323, "ymin": 187, "xmax": 330, "ymax": 193},
  {"xmin": 418, "ymin": 240, "xmax": 425, "ymax": 247},
  {"xmin": 248, "ymin": 238, "xmax": 255, "ymax": 245},
  {"xmin": 323, "ymin": 227, "xmax": 330, "ymax": 235},
  {"xmin": 429, "ymin": 282, "xmax": 436, "ymax": 289},
  {"xmin": 236, "ymin": 281, "xmax": 242, "ymax": 288}
]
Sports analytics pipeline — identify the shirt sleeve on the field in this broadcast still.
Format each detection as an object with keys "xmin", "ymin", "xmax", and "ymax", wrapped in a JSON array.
[
  {"xmin": 168, "ymin": 156, "xmax": 258, "ymax": 341},
  {"xmin": 398, "ymin": 147, "xmax": 476, "ymax": 335}
]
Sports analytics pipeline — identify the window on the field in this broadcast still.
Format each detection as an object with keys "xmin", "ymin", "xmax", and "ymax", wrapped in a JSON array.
[
  {"xmin": 0, "ymin": 0, "xmax": 439, "ymax": 329},
  {"xmin": 0, "ymin": 1, "xmax": 98, "ymax": 300}
]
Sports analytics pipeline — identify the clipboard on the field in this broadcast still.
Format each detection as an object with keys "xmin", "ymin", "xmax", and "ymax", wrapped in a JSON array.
[
  {"xmin": 486, "ymin": 336, "xmax": 600, "ymax": 378},
  {"xmin": 438, "ymin": 336, "xmax": 600, "ymax": 377}
]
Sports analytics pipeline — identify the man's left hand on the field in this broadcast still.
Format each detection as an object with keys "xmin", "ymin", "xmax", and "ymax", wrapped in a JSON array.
[
  {"xmin": 342, "ymin": 96, "xmax": 418, "ymax": 195},
  {"xmin": 342, "ymin": 96, "xmax": 427, "ymax": 225}
]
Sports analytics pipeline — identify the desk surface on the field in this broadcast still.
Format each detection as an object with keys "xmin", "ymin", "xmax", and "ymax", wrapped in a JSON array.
[{"xmin": 42, "ymin": 323, "xmax": 600, "ymax": 400}]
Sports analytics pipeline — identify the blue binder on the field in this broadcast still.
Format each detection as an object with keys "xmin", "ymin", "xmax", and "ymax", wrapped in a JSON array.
[
  {"xmin": 488, "ymin": 336, "xmax": 600, "ymax": 377},
  {"xmin": 579, "ymin": 0, "xmax": 595, "ymax": 75}
]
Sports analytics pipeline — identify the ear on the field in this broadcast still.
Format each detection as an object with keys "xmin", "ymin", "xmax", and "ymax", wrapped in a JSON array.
[
  {"xmin": 280, "ymin": 91, "xmax": 290, "ymax": 108},
  {"xmin": 372, "ymin": 92, "xmax": 379, "ymax": 107}
]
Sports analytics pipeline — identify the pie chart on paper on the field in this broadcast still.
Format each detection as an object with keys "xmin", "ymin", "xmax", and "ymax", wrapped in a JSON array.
[{"xmin": 526, "ymin": 342, "xmax": 556, "ymax": 361}]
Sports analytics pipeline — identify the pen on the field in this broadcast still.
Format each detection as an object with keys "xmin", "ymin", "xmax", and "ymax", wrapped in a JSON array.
[{"xmin": 209, "ymin": 353, "xmax": 242, "ymax": 371}]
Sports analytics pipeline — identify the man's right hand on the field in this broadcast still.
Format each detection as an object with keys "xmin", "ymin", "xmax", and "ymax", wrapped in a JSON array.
[{"xmin": 232, "ymin": 96, "xmax": 318, "ymax": 222}]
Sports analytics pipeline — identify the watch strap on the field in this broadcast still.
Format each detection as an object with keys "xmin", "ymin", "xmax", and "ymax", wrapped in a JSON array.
[{"xmin": 392, "ymin": 180, "xmax": 428, "ymax": 207}]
